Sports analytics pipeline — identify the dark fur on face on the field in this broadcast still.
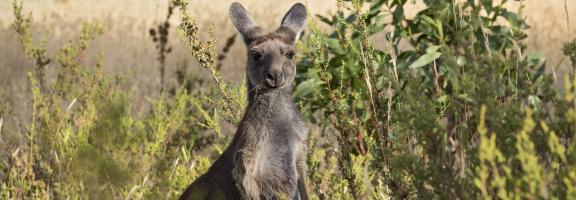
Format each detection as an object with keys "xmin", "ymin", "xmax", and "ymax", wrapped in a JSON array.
[
  {"xmin": 235, "ymin": 5, "xmax": 305, "ymax": 93},
  {"xmin": 243, "ymin": 27, "xmax": 299, "ymax": 47},
  {"xmin": 245, "ymin": 39, "xmax": 296, "ymax": 91},
  {"xmin": 179, "ymin": 2, "xmax": 308, "ymax": 200}
]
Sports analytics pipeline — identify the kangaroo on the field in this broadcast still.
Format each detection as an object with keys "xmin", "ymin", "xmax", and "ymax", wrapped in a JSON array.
[{"xmin": 179, "ymin": 2, "xmax": 308, "ymax": 200}]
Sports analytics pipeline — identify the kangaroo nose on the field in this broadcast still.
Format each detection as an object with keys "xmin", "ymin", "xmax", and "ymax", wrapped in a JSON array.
[{"xmin": 265, "ymin": 71, "xmax": 284, "ymax": 88}]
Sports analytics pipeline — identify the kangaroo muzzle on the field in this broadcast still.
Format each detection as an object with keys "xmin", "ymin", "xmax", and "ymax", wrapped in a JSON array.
[{"xmin": 264, "ymin": 69, "xmax": 285, "ymax": 88}]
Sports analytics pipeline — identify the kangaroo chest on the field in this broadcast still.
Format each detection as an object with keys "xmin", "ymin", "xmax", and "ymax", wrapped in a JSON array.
[
  {"xmin": 254, "ymin": 122, "xmax": 305, "ymax": 173},
  {"xmin": 252, "ymin": 119, "xmax": 307, "ymax": 196}
]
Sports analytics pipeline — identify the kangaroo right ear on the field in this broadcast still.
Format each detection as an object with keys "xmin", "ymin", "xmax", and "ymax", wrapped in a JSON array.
[
  {"xmin": 278, "ymin": 3, "xmax": 307, "ymax": 44},
  {"xmin": 229, "ymin": 2, "xmax": 257, "ymax": 39}
]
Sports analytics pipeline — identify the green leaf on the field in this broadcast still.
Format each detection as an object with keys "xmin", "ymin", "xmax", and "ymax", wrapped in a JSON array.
[
  {"xmin": 326, "ymin": 38, "xmax": 344, "ymax": 54},
  {"xmin": 369, "ymin": 0, "xmax": 386, "ymax": 15},
  {"xmin": 456, "ymin": 56, "xmax": 467, "ymax": 66},
  {"xmin": 526, "ymin": 52, "xmax": 545, "ymax": 67},
  {"xmin": 426, "ymin": 45, "xmax": 442, "ymax": 54},
  {"xmin": 294, "ymin": 79, "xmax": 324, "ymax": 99},
  {"xmin": 409, "ymin": 46, "xmax": 442, "ymax": 69},
  {"xmin": 437, "ymin": 95, "xmax": 448, "ymax": 103},
  {"xmin": 528, "ymin": 95, "xmax": 542, "ymax": 111},
  {"xmin": 392, "ymin": 6, "xmax": 404, "ymax": 24},
  {"xmin": 457, "ymin": 93, "xmax": 473, "ymax": 102},
  {"xmin": 316, "ymin": 14, "xmax": 333, "ymax": 25}
]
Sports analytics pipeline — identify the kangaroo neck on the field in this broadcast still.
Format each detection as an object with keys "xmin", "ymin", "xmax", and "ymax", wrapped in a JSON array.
[{"xmin": 245, "ymin": 81, "xmax": 294, "ymax": 117}]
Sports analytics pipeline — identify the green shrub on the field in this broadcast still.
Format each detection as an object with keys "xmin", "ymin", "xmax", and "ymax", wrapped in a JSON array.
[
  {"xmin": 2, "ymin": 0, "xmax": 575, "ymax": 199},
  {"xmin": 294, "ymin": 0, "xmax": 573, "ymax": 199},
  {"xmin": 2, "ymin": 1, "xmax": 226, "ymax": 199}
]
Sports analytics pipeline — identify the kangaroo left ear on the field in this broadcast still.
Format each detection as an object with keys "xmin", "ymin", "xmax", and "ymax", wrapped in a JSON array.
[
  {"xmin": 230, "ymin": 2, "xmax": 258, "ymax": 41},
  {"xmin": 278, "ymin": 3, "xmax": 307, "ymax": 44}
]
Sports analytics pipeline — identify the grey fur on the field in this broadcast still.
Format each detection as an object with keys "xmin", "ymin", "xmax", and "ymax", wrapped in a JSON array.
[
  {"xmin": 279, "ymin": 3, "xmax": 307, "ymax": 44},
  {"xmin": 179, "ymin": 2, "xmax": 308, "ymax": 200},
  {"xmin": 229, "ymin": 2, "xmax": 257, "ymax": 38}
]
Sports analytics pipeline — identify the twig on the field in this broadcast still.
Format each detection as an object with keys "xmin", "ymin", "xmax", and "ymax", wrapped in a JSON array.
[
  {"xmin": 386, "ymin": 33, "xmax": 399, "ymax": 83},
  {"xmin": 104, "ymin": 171, "xmax": 119, "ymax": 200},
  {"xmin": 0, "ymin": 117, "xmax": 4, "ymax": 143},
  {"xmin": 172, "ymin": 1, "xmax": 242, "ymax": 124},
  {"xmin": 352, "ymin": 111, "xmax": 366, "ymax": 155},
  {"xmin": 433, "ymin": 60, "xmax": 441, "ymax": 96},
  {"xmin": 565, "ymin": 0, "xmax": 572, "ymax": 39},
  {"xmin": 359, "ymin": 35, "xmax": 383, "ymax": 149}
]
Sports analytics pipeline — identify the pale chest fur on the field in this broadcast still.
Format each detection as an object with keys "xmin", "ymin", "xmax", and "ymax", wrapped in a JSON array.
[{"xmin": 252, "ymin": 118, "xmax": 308, "ymax": 197}]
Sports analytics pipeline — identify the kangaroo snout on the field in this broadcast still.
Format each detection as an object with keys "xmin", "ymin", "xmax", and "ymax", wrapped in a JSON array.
[{"xmin": 265, "ymin": 69, "xmax": 285, "ymax": 88}]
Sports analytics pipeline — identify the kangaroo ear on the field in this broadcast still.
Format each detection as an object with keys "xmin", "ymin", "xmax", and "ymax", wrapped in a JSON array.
[
  {"xmin": 229, "ymin": 2, "xmax": 257, "ymax": 39},
  {"xmin": 279, "ymin": 3, "xmax": 307, "ymax": 44}
]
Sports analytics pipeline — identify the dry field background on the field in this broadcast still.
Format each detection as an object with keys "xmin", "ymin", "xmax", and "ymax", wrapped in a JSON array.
[{"xmin": 0, "ymin": 0, "xmax": 575, "ymax": 148}]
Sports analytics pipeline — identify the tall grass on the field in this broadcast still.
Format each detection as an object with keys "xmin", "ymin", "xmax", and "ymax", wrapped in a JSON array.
[
  {"xmin": 1, "ymin": 1, "xmax": 225, "ymax": 199},
  {"xmin": 1, "ymin": 0, "xmax": 576, "ymax": 199}
]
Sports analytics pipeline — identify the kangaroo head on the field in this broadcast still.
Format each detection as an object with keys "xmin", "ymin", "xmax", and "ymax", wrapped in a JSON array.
[{"xmin": 229, "ymin": 2, "xmax": 307, "ymax": 89}]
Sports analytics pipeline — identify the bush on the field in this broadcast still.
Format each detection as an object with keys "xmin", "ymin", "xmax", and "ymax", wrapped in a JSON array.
[
  {"xmin": 2, "ymin": 1, "xmax": 225, "ymax": 199},
  {"xmin": 1, "ymin": 0, "xmax": 575, "ymax": 199},
  {"xmin": 294, "ymin": 0, "xmax": 574, "ymax": 199}
]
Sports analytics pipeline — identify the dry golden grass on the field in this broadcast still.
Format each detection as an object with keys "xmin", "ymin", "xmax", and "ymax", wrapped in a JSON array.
[
  {"xmin": 0, "ymin": 0, "xmax": 574, "ymax": 151},
  {"xmin": 0, "ymin": 0, "xmax": 573, "ymax": 78}
]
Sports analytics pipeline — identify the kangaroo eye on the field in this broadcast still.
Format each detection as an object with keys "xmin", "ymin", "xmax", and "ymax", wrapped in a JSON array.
[
  {"xmin": 286, "ymin": 51, "xmax": 295, "ymax": 59},
  {"xmin": 251, "ymin": 51, "xmax": 263, "ymax": 61}
]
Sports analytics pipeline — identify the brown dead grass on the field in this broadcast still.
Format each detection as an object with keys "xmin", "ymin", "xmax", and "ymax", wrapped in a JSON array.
[{"xmin": 0, "ymin": 0, "xmax": 574, "ymax": 142}]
